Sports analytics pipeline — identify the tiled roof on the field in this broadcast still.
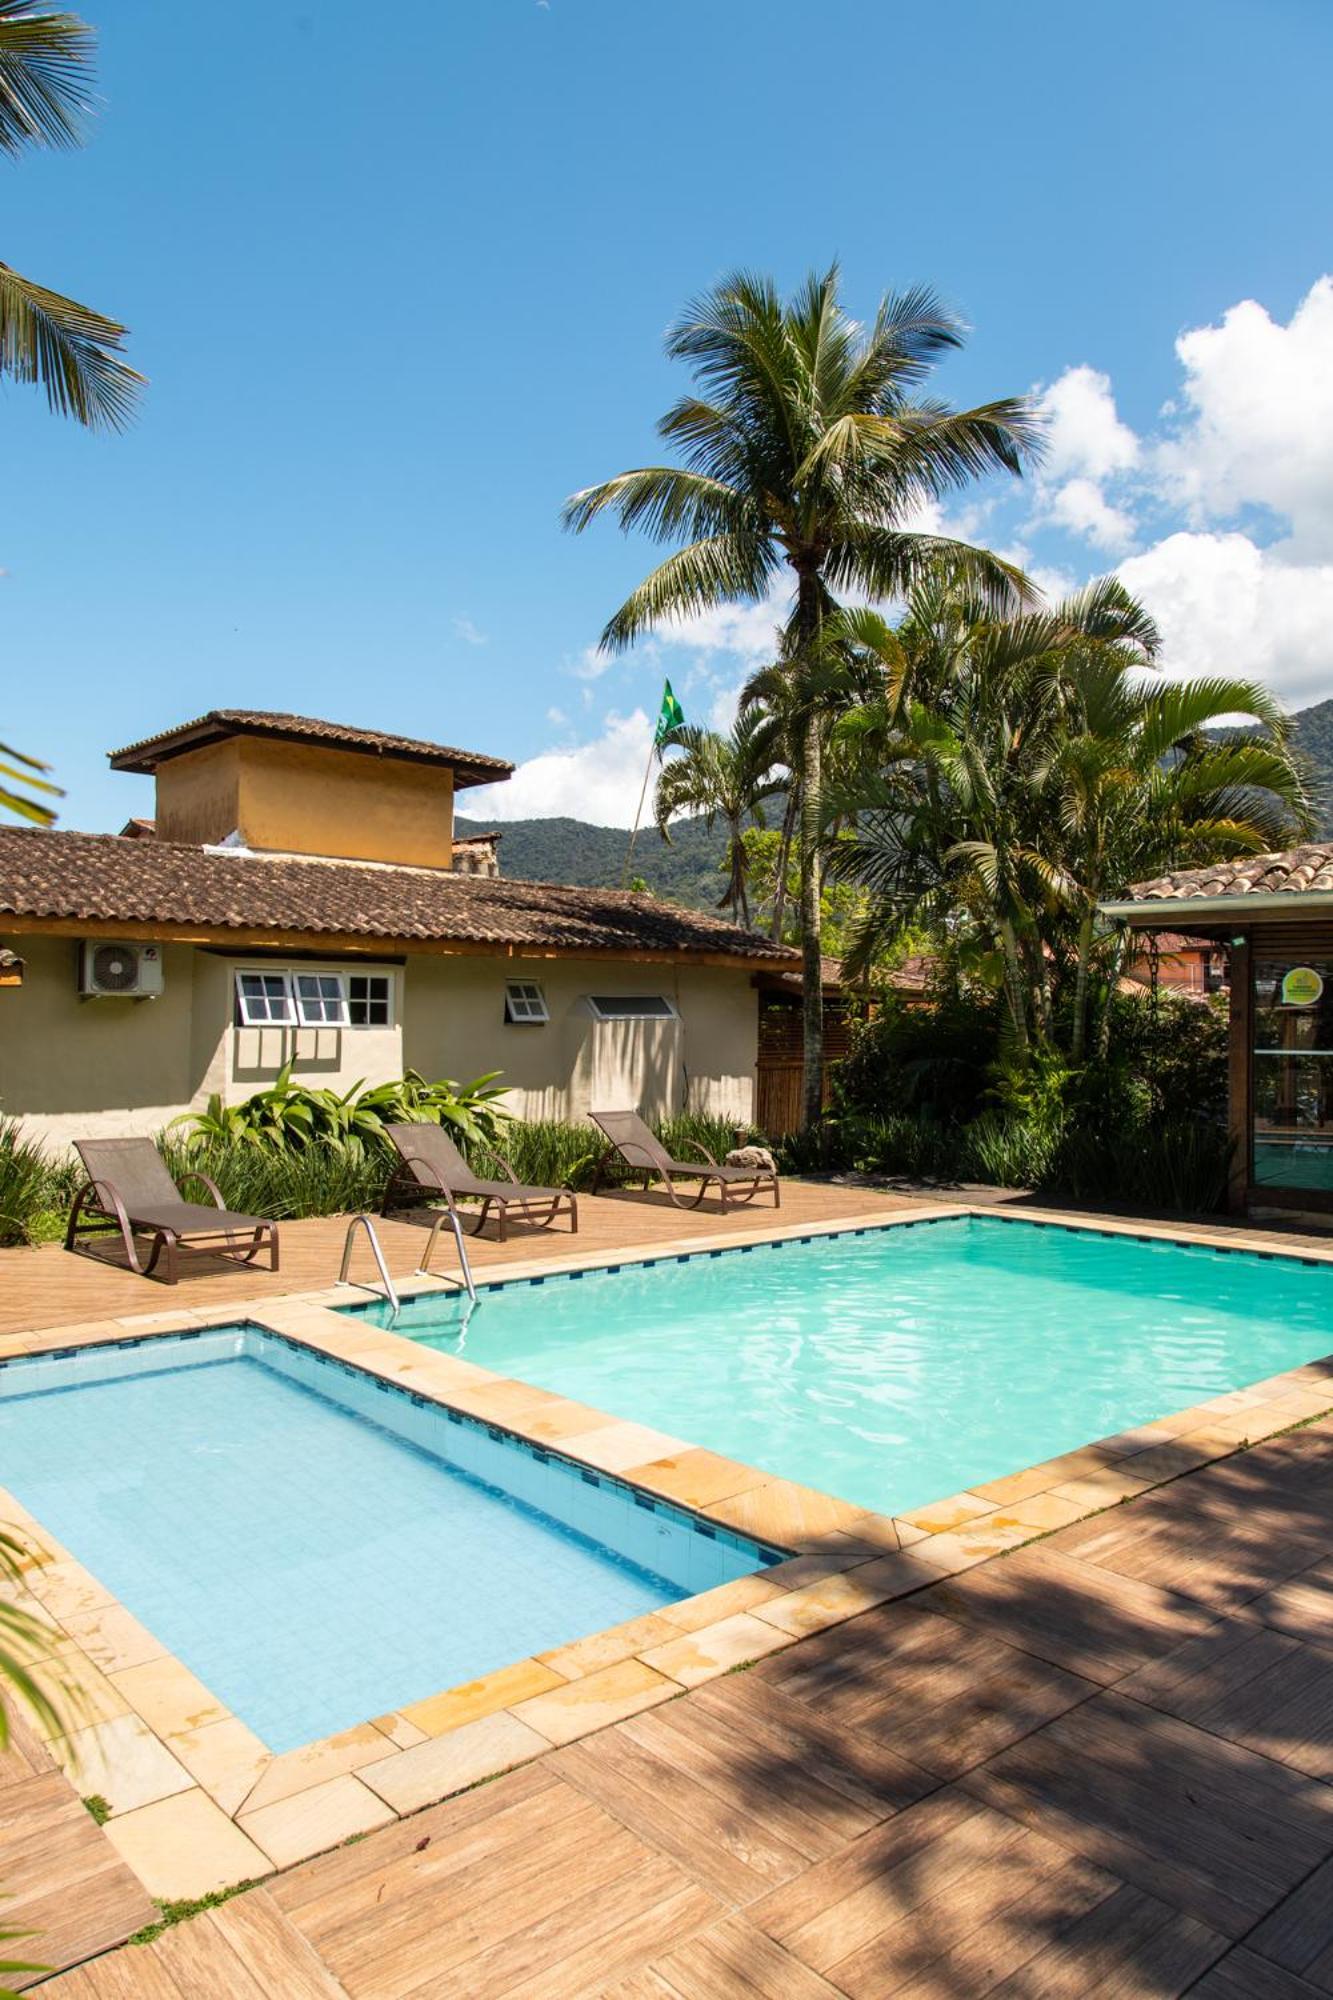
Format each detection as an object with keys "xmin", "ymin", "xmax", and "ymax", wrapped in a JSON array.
[
  {"xmin": 1125, "ymin": 846, "xmax": 1333, "ymax": 905},
  {"xmin": 108, "ymin": 710, "xmax": 514, "ymax": 786},
  {"xmin": 0, "ymin": 826, "xmax": 795, "ymax": 964}
]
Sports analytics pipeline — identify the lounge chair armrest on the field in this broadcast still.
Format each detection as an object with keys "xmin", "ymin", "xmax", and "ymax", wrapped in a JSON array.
[
  {"xmin": 684, "ymin": 1139, "xmax": 722, "ymax": 1169},
  {"xmin": 397, "ymin": 1156, "xmax": 466, "ymax": 1221},
  {"xmin": 473, "ymin": 1143, "xmax": 520, "ymax": 1185},
  {"xmin": 177, "ymin": 1170, "xmax": 226, "ymax": 1209},
  {"xmin": 73, "ymin": 1177, "xmax": 133, "ymax": 1231}
]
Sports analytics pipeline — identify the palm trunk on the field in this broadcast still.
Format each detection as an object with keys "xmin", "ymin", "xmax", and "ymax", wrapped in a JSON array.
[
  {"xmin": 795, "ymin": 571, "xmax": 825, "ymax": 1130},
  {"xmin": 770, "ymin": 787, "xmax": 798, "ymax": 942},
  {"xmin": 799, "ymin": 708, "xmax": 825, "ymax": 1127},
  {"xmin": 1070, "ymin": 906, "xmax": 1095, "ymax": 1064},
  {"xmin": 997, "ymin": 916, "xmax": 1030, "ymax": 1054},
  {"xmin": 1097, "ymin": 928, "xmax": 1128, "ymax": 1059}
]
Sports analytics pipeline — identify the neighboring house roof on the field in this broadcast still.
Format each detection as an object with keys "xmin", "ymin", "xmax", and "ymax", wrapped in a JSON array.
[
  {"xmin": 119, "ymin": 817, "xmax": 157, "ymax": 840},
  {"xmin": 1102, "ymin": 844, "xmax": 1333, "ymax": 924},
  {"xmin": 108, "ymin": 710, "xmax": 514, "ymax": 788},
  {"xmin": 450, "ymin": 830, "xmax": 502, "ymax": 848},
  {"xmin": 757, "ymin": 953, "xmax": 932, "ymax": 998},
  {"xmin": 0, "ymin": 826, "xmax": 795, "ymax": 965}
]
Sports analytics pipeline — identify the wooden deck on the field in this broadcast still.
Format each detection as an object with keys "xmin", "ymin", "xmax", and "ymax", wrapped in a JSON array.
[
  {"xmin": 40, "ymin": 1413, "xmax": 1333, "ymax": 1996},
  {"xmin": 0, "ymin": 1181, "xmax": 923, "ymax": 1340}
]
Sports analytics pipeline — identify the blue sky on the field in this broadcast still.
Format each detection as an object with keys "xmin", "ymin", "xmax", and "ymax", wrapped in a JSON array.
[{"xmin": 6, "ymin": 0, "xmax": 1332, "ymax": 831}]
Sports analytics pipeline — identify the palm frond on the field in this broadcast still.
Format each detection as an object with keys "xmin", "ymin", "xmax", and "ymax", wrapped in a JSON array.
[
  {"xmin": 0, "ymin": 0, "xmax": 94, "ymax": 155},
  {"xmin": 0, "ymin": 259, "xmax": 143, "ymax": 428},
  {"xmin": 598, "ymin": 533, "xmax": 776, "ymax": 652},
  {"xmin": 0, "ymin": 738, "xmax": 60, "ymax": 824}
]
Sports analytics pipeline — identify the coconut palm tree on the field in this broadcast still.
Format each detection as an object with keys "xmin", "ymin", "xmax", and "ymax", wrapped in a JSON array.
[
  {"xmin": 0, "ymin": 1, "xmax": 142, "ymax": 429},
  {"xmin": 564, "ymin": 266, "xmax": 1038, "ymax": 1125},
  {"xmin": 653, "ymin": 710, "xmax": 783, "ymax": 928}
]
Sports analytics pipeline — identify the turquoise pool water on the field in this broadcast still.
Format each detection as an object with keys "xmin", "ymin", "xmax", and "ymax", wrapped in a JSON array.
[
  {"xmin": 352, "ymin": 1216, "xmax": 1333, "ymax": 1518},
  {"xmin": 0, "ymin": 1328, "xmax": 770, "ymax": 1752}
]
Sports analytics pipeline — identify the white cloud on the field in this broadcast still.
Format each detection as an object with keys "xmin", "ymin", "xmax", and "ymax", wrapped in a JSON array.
[
  {"xmin": 466, "ymin": 710, "xmax": 652, "ymax": 826},
  {"xmin": 1040, "ymin": 365, "xmax": 1140, "ymax": 483},
  {"xmin": 452, "ymin": 616, "xmax": 488, "ymax": 647},
  {"xmin": 1118, "ymin": 530, "xmax": 1333, "ymax": 708},
  {"xmin": 1155, "ymin": 278, "xmax": 1333, "ymax": 554},
  {"xmin": 1046, "ymin": 477, "xmax": 1137, "ymax": 552}
]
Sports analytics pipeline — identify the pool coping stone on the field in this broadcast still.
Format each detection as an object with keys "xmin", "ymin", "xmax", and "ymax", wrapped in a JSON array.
[{"xmin": 3, "ymin": 1196, "xmax": 1333, "ymax": 1898}]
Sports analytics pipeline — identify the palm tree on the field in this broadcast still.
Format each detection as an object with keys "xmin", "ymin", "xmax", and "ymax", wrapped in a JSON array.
[
  {"xmin": 653, "ymin": 710, "xmax": 783, "ymax": 928},
  {"xmin": 564, "ymin": 266, "xmax": 1038, "ymax": 1125},
  {"xmin": 832, "ymin": 572, "xmax": 1312, "ymax": 1056},
  {"xmin": 0, "ymin": 738, "xmax": 60, "ymax": 823},
  {"xmin": 0, "ymin": 1, "xmax": 142, "ymax": 429}
]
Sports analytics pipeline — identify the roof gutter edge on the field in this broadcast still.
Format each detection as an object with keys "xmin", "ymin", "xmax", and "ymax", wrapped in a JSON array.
[{"xmin": 1100, "ymin": 892, "xmax": 1333, "ymax": 924}]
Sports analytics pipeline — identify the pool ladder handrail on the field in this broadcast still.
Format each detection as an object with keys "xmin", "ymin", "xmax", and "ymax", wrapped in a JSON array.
[
  {"xmin": 337, "ymin": 1214, "xmax": 401, "ymax": 1314},
  {"xmin": 335, "ymin": 1201, "xmax": 478, "ymax": 1315}
]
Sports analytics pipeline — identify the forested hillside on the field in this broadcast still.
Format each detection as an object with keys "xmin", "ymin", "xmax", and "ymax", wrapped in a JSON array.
[{"xmin": 459, "ymin": 695, "xmax": 1333, "ymax": 913}]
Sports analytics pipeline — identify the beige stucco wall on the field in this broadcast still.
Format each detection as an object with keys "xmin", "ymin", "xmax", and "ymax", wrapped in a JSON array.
[
  {"xmin": 0, "ymin": 942, "xmax": 757, "ymax": 1152},
  {"xmin": 0, "ymin": 936, "xmax": 204, "ymax": 1148},
  {"xmin": 154, "ymin": 738, "xmax": 455, "ymax": 868},
  {"xmin": 403, "ymin": 957, "xmax": 757, "ymax": 1125}
]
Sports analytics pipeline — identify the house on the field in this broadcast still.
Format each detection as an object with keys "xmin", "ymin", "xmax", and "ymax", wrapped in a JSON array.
[
  {"xmin": 1122, "ymin": 930, "xmax": 1228, "ymax": 1000},
  {"xmin": 1103, "ymin": 844, "xmax": 1333, "ymax": 1220},
  {"xmin": 0, "ymin": 710, "xmax": 797, "ymax": 1148}
]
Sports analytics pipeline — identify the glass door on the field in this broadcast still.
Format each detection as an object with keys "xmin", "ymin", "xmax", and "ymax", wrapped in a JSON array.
[{"xmin": 1252, "ymin": 959, "xmax": 1333, "ymax": 1192}]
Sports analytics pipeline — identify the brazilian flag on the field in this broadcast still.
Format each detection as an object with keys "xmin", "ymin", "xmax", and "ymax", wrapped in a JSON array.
[{"xmin": 654, "ymin": 679, "xmax": 686, "ymax": 748}]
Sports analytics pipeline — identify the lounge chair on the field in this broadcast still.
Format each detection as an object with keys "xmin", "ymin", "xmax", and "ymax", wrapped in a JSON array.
[
  {"xmin": 589, "ymin": 1109, "xmax": 780, "ymax": 1211},
  {"xmin": 65, "ymin": 1138, "xmax": 279, "ymax": 1284},
  {"xmin": 381, "ymin": 1123, "xmax": 578, "ymax": 1241}
]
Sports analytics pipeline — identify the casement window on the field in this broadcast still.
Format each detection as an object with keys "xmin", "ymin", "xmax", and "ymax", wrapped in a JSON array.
[
  {"xmin": 234, "ymin": 968, "xmax": 394, "ymax": 1029},
  {"xmin": 235, "ymin": 971, "xmax": 296, "ymax": 1026},
  {"xmin": 294, "ymin": 972, "xmax": 349, "ymax": 1026},
  {"xmin": 504, "ymin": 979, "xmax": 549, "ymax": 1024},
  {"xmin": 586, "ymin": 995, "xmax": 676, "ymax": 1021}
]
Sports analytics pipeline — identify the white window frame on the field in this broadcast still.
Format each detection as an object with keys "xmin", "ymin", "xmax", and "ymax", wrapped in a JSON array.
[
  {"xmin": 586, "ymin": 994, "xmax": 677, "ymax": 1021},
  {"xmin": 234, "ymin": 966, "xmax": 396, "ymax": 1030},
  {"xmin": 293, "ymin": 971, "xmax": 350, "ymax": 1027},
  {"xmin": 234, "ymin": 969, "xmax": 296, "ymax": 1026},
  {"xmin": 504, "ymin": 979, "xmax": 549, "ymax": 1025}
]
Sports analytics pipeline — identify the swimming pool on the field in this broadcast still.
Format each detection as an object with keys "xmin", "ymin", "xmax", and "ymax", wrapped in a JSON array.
[
  {"xmin": 351, "ymin": 1214, "xmax": 1333, "ymax": 1518},
  {"xmin": 0, "ymin": 1327, "xmax": 773, "ymax": 1752}
]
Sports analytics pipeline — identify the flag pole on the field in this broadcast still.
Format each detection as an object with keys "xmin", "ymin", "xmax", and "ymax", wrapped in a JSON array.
[{"xmin": 620, "ymin": 731, "xmax": 657, "ymax": 890}]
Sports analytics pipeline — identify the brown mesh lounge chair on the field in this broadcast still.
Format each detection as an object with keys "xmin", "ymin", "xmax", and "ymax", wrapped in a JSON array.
[
  {"xmin": 381, "ymin": 1124, "xmax": 577, "ymax": 1242},
  {"xmin": 65, "ymin": 1138, "xmax": 279, "ymax": 1284},
  {"xmin": 589, "ymin": 1109, "xmax": 779, "ymax": 1211}
]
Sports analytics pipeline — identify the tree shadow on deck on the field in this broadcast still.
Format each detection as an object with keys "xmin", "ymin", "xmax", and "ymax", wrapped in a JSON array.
[{"xmin": 566, "ymin": 1418, "xmax": 1333, "ymax": 1996}]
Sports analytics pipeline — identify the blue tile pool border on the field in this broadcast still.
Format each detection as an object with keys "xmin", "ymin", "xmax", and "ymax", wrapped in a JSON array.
[
  {"xmin": 0, "ymin": 1319, "xmax": 786, "ymax": 1574},
  {"xmin": 335, "ymin": 1203, "xmax": 1333, "ymax": 1322}
]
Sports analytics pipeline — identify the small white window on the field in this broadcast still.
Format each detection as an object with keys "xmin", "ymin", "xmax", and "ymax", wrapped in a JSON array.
[
  {"xmin": 235, "ymin": 971, "xmax": 295, "ymax": 1026},
  {"xmin": 587, "ymin": 995, "xmax": 676, "ymax": 1021},
  {"xmin": 294, "ymin": 972, "xmax": 350, "ymax": 1027},
  {"xmin": 505, "ymin": 979, "xmax": 549, "ymax": 1024},
  {"xmin": 349, "ymin": 973, "xmax": 392, "ymax": 1027}
]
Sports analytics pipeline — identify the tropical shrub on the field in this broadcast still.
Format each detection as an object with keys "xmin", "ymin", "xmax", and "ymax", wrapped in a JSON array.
[
  {"xmin": 171, "ymin": 1067, "xmax": 510, "ymax": 1155},
  {"xmin": 0, "ymin": 1119, "xmax": 76, "ymax": 1247}
]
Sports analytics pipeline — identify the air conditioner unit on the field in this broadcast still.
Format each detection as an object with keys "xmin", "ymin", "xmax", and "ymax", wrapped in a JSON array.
[{"xmin": 79, "ymin": 940, "xmax": 164, "ymax": 999}]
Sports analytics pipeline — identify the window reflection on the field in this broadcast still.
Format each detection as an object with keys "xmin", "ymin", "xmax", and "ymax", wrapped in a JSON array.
[{"xmin": 1253, "ymin": 959, "xmax": 1333, "ymax": 1191}]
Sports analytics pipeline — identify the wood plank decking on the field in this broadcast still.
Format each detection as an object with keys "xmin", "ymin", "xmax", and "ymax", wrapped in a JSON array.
[
  {"xmin": 0, "ymin": 1181, "xmax": 923, "ymax": 1339},
  {"xmin": 40, "ymin": 1414, "xmax": 1333, "ymax": 1997}
]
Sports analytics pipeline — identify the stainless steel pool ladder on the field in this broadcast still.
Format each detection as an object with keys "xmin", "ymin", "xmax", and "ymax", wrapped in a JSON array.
[
  {"xmin": 337, "ymin": 1214, "xmax": 401, "ymax": 1314},
  {"xmin": 335, "ymin": 1206, "xmax": 478, "ymax": 1316}
]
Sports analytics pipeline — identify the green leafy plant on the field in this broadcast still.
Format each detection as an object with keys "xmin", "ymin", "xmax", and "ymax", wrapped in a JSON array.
[
  {"xmin": 172, "ymin": 1067, "xmax": 511, "ymax": 1157},
  {"xmin": 81, "ymin": 1794, "xmax": 110, "ymax": 1825}
]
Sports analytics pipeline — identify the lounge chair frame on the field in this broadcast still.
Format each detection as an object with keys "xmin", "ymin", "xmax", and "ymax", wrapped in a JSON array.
[
  {"xmin": 65, "ymin": 1139, "xmax": 279, "ymax": 1285},
  {"xmin": 588, "ymin": 1109, "xmax": 779, "ymax": 1212},
  {"xmin": 381, "ymin": 1124, "xmax": 578, "ymax": 1243}
]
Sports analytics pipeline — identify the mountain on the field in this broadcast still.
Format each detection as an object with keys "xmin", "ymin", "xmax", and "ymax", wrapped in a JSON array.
[
  {"xmin": 459, "ymin": 697, "xmax": 1333, "ymax": 914},
  {"xmin": 454, "ymin": 813, "xmax": 732, "ymax": 908},
  {"xmin": 1291, "ymin": 698, "xmax": 1333, "ymax": 834}
]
